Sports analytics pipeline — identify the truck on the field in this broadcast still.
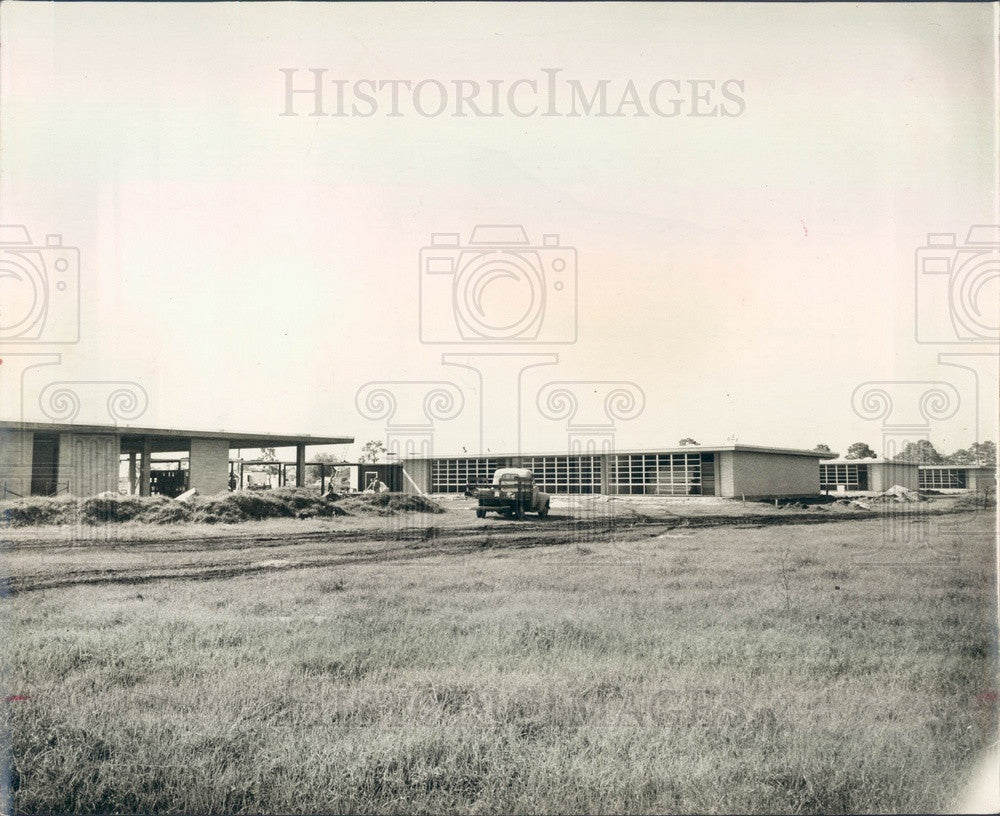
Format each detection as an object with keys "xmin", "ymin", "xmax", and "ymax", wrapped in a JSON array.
[{"xmin": 474, "ymin": 467, "xmax": 551, "ymax": 519}]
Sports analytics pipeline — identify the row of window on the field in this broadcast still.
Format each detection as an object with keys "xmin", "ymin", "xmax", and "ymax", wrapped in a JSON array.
[
  {"xmin": 522, "ymin": 455, "xmax": 602, "ymax": 494},
  {"xmin": 428, "ymin": 453, "xmax": 716, "ymax": 495},
  {"xmin": 609, "ymin": 453, "xmax": 714, "ymax": 496},
  {"xmin": 429, "ymin": 457, "xmax": 983, "ymax": 494},
  {"xmin": 819, "ymin": 464, "xmax": 868, "ymax": 489},
  {"xmin": 430, "ymin": 458, "xmax": 502, "ymax": 492},
  {"xmin": 919, "ymin": 469, "xmax": 967, "ymax": 489}
]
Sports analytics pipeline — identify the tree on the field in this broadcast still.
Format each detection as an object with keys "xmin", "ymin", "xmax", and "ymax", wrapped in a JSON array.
[
  {"xmin": 813, "ymin": 444, "xmax": 832, "ymax": 453},
  {"xmin": 308, "ymin": 452, "xmax": 346, "ymax": 484},
  {"xmin": 945, "ymin": 441, "xmax": 996, "ymax": 466},
  {"xmin": 678, "ymin": 438, "xmax": 699, "ymax": 446},
  {"xmin": 844, "ymin": 442, "xmax": 877, "ymax": 460},
  {"xmin": 946, "ymin": 447, "xmax": 973, "ymax": 464},
  {"xmin": 257, "ymin": 446, "xmax": 280, "ymax": 479},
  {"xmin": 892, "ymin": 440, "xmax": 943, "ymax": 464},
  {"xmin": 970, "ymin": 441, "xmax": 996, "ymax": 465},
  {"xmin": 358, "ymin": 440, "xmax": 387, "ymax": 464}
]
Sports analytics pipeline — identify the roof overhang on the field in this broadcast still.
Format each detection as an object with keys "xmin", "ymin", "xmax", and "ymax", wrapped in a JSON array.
[
  {"xmin": 405, "ymin": 444, "xmax": 839, "ymax": 461},
  {"xmin": 823, "ymin": 458, "xmax": 920, "ymax": 466},
  {"xmin": 918, "ymin": 463, "xmax": 994, "ymax": 471},
  {"xmin": 0, "ymin": 420, "xmax": 352, "ymax": 454}
]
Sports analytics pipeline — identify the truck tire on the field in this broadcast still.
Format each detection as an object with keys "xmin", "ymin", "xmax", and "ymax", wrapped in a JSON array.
[{"xmin": 476, "ymin": 508, "xmax": 486, "ymax": 519}]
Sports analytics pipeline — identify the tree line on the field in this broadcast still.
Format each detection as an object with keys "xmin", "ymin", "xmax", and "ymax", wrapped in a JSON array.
[{"xmin": 813, "ymin": 440, "xmax": 996, "ymax": 466}]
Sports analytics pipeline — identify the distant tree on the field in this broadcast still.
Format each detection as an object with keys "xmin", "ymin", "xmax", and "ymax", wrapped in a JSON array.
[
  {"xmin": 257, "ymin": 446, "xmax": 280, "ymax": 478},
  {"xmin": 844, "ymin": 442, "xmax": 878, "ymax": 460},
  {"xmin": 678, "ymin": 438, "xmax": 699, "ymax": 446},
  {"xmin": 308, "ymin": 452, "xmax": 345, "ymax": 483},
  {"xmin": 358, "ymin": 440, "xmax": 388, "ymax": 464},
  {"xmin": 813, "ymin": 444, "xmax": 832, "ymax": 453},
  {"xmin": 893, "ymin": 440, "xmax": 943, "ymax": 464},
  {"xmin": 969, "ymin": 441, "xmax": 996, "ymax": 465},
  {"xmin": 946, "ymin": 447, "xmax": 973, "ymax": 464},
  {"xmin": 945, "ymin": 441, "xmax": 996, "ymax": 466}
]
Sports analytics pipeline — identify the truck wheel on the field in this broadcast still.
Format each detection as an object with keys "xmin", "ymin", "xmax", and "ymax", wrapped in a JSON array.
[
  {"xmin": 476, "ymin": 508, "xmax": 486, "ymax": 519},
  {"xmin": 538, "ymin": 503, "xmax": 549, "ymax": 518}
]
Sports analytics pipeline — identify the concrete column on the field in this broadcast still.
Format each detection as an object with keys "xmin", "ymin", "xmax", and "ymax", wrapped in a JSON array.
[
  {"xmin": 188, "ymin": 438, "xmax": 230, "ymax": 495},
  {"xmin": 140, "ymin": 439, "xmax": 152, "ymax": 496},
  {"xmin": 295, "ymin": 445, "xmax": 306, "ymax": 487},
  {"xmin": 128, "ymin": 452, "xmax": 137, "ymax": 495}
]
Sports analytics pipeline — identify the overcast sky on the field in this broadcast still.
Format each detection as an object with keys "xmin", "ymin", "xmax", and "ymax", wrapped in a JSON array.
[{"xmin": 1, "ymin": 2, "xmax": 997, "ymax": 460}]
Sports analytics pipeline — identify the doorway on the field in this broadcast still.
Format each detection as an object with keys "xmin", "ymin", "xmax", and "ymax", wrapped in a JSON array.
[{"xmin": 30, "ymin": 434, "xmax": 60, "ymax": 496}]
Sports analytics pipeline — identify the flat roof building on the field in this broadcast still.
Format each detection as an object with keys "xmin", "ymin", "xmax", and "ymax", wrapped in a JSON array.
[
  {"xmin": 0, "ymin": 420, "xmax": 352, "ymax": 499},
  {"xmin": 820, "ymin": 458, "xmax": 921, "ymax": 493},
  {"xmin": 401, "ymin": 444, "xmax": 837, "ymax": 499}
]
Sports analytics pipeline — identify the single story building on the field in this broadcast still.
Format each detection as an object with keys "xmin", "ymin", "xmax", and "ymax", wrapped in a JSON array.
[
  {"xmin": 918, "ymin": 464, "xmax": 996, "ymax": 492},
  {"xmin": 819, "ymin": 458, "xmax": 921, "ymax": 493},
  {"xmin": 401, "ymin": 444, "xmax": 837, "ymax": 499},
  {"xmin": 0, "ymin": 420, "xmax": 352, "ymax": 499}
]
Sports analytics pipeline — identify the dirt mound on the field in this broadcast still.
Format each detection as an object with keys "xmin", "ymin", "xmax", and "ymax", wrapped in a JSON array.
[
  {"xmin": 1, "ymin": 489, "xmax": 444, "ymax": 527},
  {"xmin": 0, "ymin": 496, "xmax": 79, "ymax": 526},
  {"xmin": 866, "ymin": 485, "xmax": 924, "ymax": 504},
  {"xmin": 334, "ymin": 492, "xmax": 444, "ymax": 516}
]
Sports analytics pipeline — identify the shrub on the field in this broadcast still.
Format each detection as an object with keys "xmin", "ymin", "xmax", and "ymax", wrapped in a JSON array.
[
  {"xmin": 80, "ymin": 494, "xmax": 162, "ymax": 524},
  {"xmin": 337, "ymin": 493, "xmax": 444, "ymax": 515},
  {"xmin": 140, "ymin": 502, "xmax": 194, "ymax": 524},
  {"xmin": 1, "ymin": 489, "xmax": 443, "ymax": 527},
  {"xmin": 0, "ymin": 496, "xmax": 78, "ymax": 527}
]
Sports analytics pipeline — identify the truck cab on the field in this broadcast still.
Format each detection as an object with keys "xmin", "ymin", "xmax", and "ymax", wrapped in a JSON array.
[{"xmin": 475, "ymin": 467, "xmax": 551, "ymax": 519}]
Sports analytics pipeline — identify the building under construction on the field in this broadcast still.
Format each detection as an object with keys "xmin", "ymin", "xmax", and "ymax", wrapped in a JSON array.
[{"xmin": 0, "ymin": 420, "xmax": 352, "ymax": 499}]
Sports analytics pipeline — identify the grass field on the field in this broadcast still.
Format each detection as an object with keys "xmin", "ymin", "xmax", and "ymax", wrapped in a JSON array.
[{"xmin": 4, "ymin": 504, "xmax": 998, "ymax": 813}]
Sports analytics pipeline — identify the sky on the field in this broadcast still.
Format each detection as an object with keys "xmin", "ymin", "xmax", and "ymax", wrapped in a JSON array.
[{"xmin": 1, "ymin": 2, "xmax": 997, "ymax": 461}]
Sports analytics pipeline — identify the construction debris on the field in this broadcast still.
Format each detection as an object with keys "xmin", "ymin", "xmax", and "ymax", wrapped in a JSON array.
[
  {"xmin": 846, "ymin": 485, "xmax": 924, "ymax": 510},
  {"xmin": 869, "ymin": 484, "xmax": 924, "ymax": 503}
]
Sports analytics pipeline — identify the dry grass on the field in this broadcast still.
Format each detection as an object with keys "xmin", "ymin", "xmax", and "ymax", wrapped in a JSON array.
[
  {"xmin": 0, "ymin": 489, "xmax": 443, "ymax": 528},
  {"xmin": 4, "ymin": 510, "xmax": 997, "ymax": 813}
]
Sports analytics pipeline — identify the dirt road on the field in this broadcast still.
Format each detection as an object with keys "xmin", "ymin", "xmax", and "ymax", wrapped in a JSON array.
[{"xmin": 3, "ymin": 494, "xmax": 976, "ymax": 594}]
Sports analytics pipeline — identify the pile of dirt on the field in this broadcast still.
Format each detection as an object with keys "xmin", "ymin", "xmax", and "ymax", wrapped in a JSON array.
[
  {"xmin": 334, "ymin": 492, "xmax": 444, "ymax": 516},
  {"xmin": 0, "ymin": 489, "xmax": 444, "ymax": 527},
  {"xmin": 192, "ymin": 488, "xmax": 349, "ymax": 524},
  {"xmin": 0, "ymin": 495, "xmax": 79, "ymax": 526},
  {"xmin": 866, "ymin": 485, "xmax": 925, "ymax": 504}
]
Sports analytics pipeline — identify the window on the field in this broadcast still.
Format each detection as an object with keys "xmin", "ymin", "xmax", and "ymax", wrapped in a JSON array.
[
  {"xmin": 821, "ymin": 463, "xmax": 863, "ymax": 489},
  {"xmin": 609, "ymin": 453, "xmax": 708, "ymax": 496},
  {"xmin": 919, "ymin": 468, "xmax": 967, "ymax": 489},
  {"xmin": 431, "ymin": 458, "xmax": 501, "ymax": 492},
  {"xmin": 521, "ymin": 455, "xmax": 602, "ymax": 494}
]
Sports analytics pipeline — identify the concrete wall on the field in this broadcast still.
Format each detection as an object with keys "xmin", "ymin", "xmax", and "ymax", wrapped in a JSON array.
[
  {"xmin": 728, "ymin": 451, "xmax": 820, "ymax": 498},
  {"xmin": 188, "ymin": 437, "xmax": 230, "ymax": 495},
  {"xmin": 57, "ymin": 433, "xmax": 121, "ymax": 496},
  {"xmin": 968, "ymin": 467, "xmax": 997, "ymax": 491},
  {"xmin": 402, "ymin": 459, "xmax": 431, "ymax": 494},
  {"xmin": 870, "ymin": 462, "xmax": 920, "ymax": 492},
  {"xmin": 0, "ymin": 427, "xmax": 34, "ymax": 498},
  {"xmin": 717, "ymin": 451, "xmax": 736, "ymax": 498}
]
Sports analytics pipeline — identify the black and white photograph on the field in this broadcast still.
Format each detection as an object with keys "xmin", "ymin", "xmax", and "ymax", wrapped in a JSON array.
[{"xmin": 1, "ymin": 2, "xmax": 997, "ymax": 813}]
